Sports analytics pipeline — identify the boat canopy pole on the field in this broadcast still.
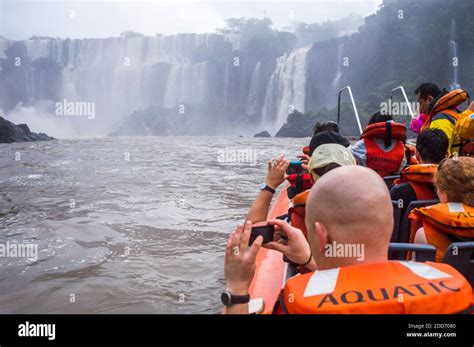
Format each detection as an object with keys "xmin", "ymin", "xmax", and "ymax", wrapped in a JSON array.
[
  {"xmin": 337, "ymin": 86, "xmax": 363, "ymax": 135},
  {"xmin": 390, "ymin": 86, "xmax": 416, "ymax": 120}
]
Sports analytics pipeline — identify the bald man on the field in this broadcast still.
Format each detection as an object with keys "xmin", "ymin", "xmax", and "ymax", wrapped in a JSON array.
[
  {"xmin": 304, "ymin": 165, "xmax": 392, "ymax": 270},
  {"xmin": 223, "ymin": 166, "xmax": 393, "ymax": 314}
]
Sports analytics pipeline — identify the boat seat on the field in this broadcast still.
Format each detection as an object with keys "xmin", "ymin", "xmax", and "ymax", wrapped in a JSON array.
[
  {"xmin": 390, "ymin": 200, "xmax": 402, "ymax": 242},
  {"xmin": 391, "ymin": 199, "xmax": 439, "ymax": 260},
  {"xmin": 388, "ymin": 201, "xmax": 403, "ymax": 260},
  {"xmin": 384, "ymin": 175, "xmax": 400, "ymax": 190},
  {"xmin": 388, "ymin": 243, "xmax": 436, "ymax": 262},
  {"xmin": 442, "ymin": 242, "xmax": 474, "ymax": 286}
]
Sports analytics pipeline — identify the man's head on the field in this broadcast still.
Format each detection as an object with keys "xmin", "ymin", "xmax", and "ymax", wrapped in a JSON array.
[
  {"xmin": 415, "ymin": 83, "xmax": 441, "ymax": 114},
  {"xmin": 415, "ymin": 129, "xmax": 449, "ymax": 164},
  {"xmin": 305, "ymin": 166, "xmax": 392, "ymax": 270},
  {"xmin": 308, "ymin": 130, "xmax": 350, "ymax": 156},
  {"xmin": 313, "ymin": 121, "xmax": 340, "ymax": 135},
  {"xmin": 367, "ymin": 111, "xmax": 393, "ymax": 126}
]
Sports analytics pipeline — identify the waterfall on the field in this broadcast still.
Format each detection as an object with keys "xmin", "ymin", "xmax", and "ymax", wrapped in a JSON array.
[
  {"xmin": 246, "ymin": 61, "xmax": 263, "ymax": 115},
  {"xmin": 449, "ymin": 18, "xmax": 460, "ymax": 90},
  {"xmin": 224, "ymin": 34, "xmax": 241, "ymax": 51},
  {"xmin": 261, "ymin": 47, "xmax": 310, "ymax": 133},
  {"xmin": 0, "ymin": 34, "xmax": 229, "ymax": 135},
  {"xmin": 163, "ymin": 62, "xmax": 209, "ymax": 108},
  {"xmin": 0, "ymin": 33, "xmax": 310, "ymax": 136},
  {"xmin": 331, "ymin": 39, "xmax": 344, "ymax": 102}
]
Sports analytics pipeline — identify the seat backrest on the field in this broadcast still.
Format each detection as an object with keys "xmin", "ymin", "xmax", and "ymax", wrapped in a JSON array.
[
  {"xmin": 388, "ymin": 243, "xmax": 436, "ymax": 262},
  {"xmin": 390, "ymin": 182, "xmax": 417, "ymax": 237},
  {"xmin": 442, "ymin": 242, "xmax": 474, "ymax": 285},
  {"xmin": 384, "ymin": 175, "xmax": 400, "ymax": 190},
  {"xmin": 391, "ymin": 199, "xmax": 439, "ymax": 260},
  {"xmin": 390, "ymin": 200, "xmax": 402, "ymax": 243}
]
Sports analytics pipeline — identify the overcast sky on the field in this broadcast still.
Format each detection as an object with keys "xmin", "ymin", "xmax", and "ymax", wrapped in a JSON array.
[{"xmin": 0, "ymin": 0, "xmax": 383, "ymax": 40}]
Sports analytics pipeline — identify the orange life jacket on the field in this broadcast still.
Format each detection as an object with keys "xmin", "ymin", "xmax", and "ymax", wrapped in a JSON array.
[
  {"xmin": 361, "ymin": 121, "xmax": 406, "ymax": 177},
  {"xmin": 409, "ymin": 203, "xmax": 474, "ymax": 262},
  {"xmin": 282, "ymin": 261, "xmax": 472, "ymax": 314},
  {"xmin": 289, "ymin": 190, "xmax": 310, "ymax": 239},
  {"xmin": 421, "ymin": 89, "xmax": 468, "ymax": 132},
  {"xmin": 396, "ymin": 164, "xmax": 438, "ymax": 200}
]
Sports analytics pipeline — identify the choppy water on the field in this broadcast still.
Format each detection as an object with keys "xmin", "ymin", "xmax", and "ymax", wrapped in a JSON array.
[{"xmin": 0, "ymin": 136, "xmax": 307, "ymax": 313}]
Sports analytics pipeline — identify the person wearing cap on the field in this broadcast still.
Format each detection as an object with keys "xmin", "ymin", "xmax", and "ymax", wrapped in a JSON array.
[
  {"xmin": 308, "ymin": 143, "xmax": 356, "ymax": 182},
  {"xmin": 281, "ymin": 144, "xmax": 357, "ymax": 240},
  {"xmin": 246, "ymin": 144, "xmax": 356, "ymax": 224}
]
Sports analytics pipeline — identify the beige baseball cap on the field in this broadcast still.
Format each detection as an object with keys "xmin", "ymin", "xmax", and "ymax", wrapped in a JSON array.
[{"xmin": 308, "ymin": 143, "xmax": 356, "ymax": 182}]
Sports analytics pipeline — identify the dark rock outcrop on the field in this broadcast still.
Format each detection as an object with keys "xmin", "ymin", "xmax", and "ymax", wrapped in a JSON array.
[
  {"xmin": 274, "ymin": 110, "xmax": 314, "ymax": 138},
  {"xmin": 0, "ymin": 117, "xmax": 54, "ymax": 143},
  {"xmin": 254, "ymin": 131, "xmax": 271, "ymax": 138}
]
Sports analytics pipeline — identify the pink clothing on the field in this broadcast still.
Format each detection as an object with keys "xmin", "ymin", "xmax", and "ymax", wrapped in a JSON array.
[{"xmin": 410, "ymin": 113, "xmax": 428, "ymax": 134}]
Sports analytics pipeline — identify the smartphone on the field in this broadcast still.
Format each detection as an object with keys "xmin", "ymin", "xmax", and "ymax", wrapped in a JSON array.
[
  {"xmin": 287, "ymin": 160, "xmax": 303, "ymax": 175},
  {"xmin": 249, "ymin": 225, "xmax": 275, "ymax": 245}
]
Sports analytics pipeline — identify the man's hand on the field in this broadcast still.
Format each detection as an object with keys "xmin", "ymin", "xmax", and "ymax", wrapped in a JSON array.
[
  {"xmin": 265, "ymin": 156, "xmax": 290, "ymax": 189},
  {"xmin": 264, "ymin": 219, "xmax": 311, "ymax": 265},
  {"xmin": 224, "ymin": 221, "xmax": 263, "ymax": 295},
  {"xmin": 297, "ymin": 154, "xmax": 310, "ymax": 172}
]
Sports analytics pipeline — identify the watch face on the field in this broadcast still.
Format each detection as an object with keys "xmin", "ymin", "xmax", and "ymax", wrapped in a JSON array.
[
  {"xmin": 260, "ymin": 183, "xmax": 266, "ymax": 190},
  {"xmin": 221, "ymin": 291, "xmax": 231, "ymax": 306}
]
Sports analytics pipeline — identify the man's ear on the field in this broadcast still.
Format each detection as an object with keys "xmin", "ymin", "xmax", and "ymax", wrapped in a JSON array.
[{"xmin": 315, "ymin": 222, "xmax": 329, "ymax": 254}]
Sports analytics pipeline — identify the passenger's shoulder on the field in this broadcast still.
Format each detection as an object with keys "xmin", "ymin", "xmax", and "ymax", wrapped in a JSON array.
[
  {"xmin": 350, "ymin": 139, "xmax": 365, "ymax": 150},
  {"xmin": 431, "ymin": 111, "xmax": 457, "ymax": 123}
]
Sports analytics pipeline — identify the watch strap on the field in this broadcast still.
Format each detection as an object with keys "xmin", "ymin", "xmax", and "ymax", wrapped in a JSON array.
[
  {"xmin": 222, "ymin": 291, "xmax": 250, "ymax": 306},
  {"xmin": 231, "ymin": 293, "xmax": 250, "ymax": 305},
  {"xmin": 261, "ymin": 184, "xmax": 276, "ymax": 194}
]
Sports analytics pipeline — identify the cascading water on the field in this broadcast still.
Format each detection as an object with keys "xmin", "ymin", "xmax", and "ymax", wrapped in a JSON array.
[
  {"xmin": 163, "ymin": 62, "xmax": 209, "ymax": 107},
  {"xmin": 2, "ymin": 33, "xmax": 309, "ymax": 136},
  {"xmin": 449, "ymin": 18, "xmax": 460, "ymax": 90},
  {"xmin": 246, "ymin": 61, "xmax": 263, "ymax": 116},
  {"xmin": 331, "ymin": 39, "xmax": 344, "ymax": 102},
  {"xmin": 261, "ymin": 47, "xmax": 310, "ymax": 133},
  {"xmin": 0, "ymin": 34, "xmax": 228, "ymax": 136}
]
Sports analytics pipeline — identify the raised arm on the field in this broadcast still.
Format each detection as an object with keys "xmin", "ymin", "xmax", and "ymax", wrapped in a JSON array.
[{"xmin": 246, "ymin": 156, "xmax": 289, "ymax": 223}]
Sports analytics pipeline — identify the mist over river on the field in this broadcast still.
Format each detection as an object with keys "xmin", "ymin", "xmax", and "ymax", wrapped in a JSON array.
[{"xmin": 0, "ymin": 136, "xmax": 306, "ymax": 313}]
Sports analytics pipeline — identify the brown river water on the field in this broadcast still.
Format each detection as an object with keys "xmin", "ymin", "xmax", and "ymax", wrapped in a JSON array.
[{"xmin": 0, "ymin": 136, "xmax": 307, "ymax": 313}]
